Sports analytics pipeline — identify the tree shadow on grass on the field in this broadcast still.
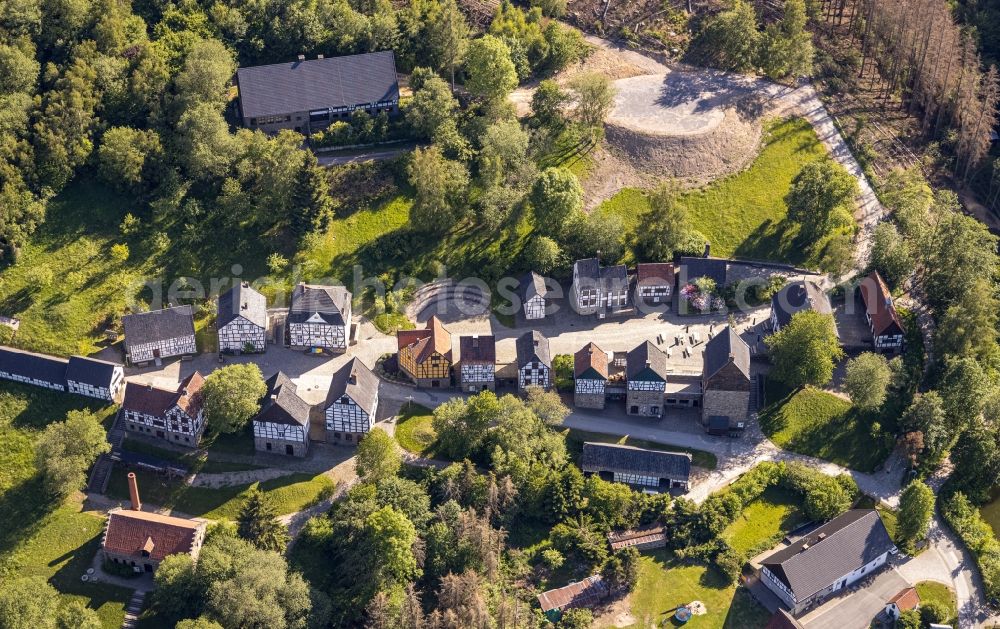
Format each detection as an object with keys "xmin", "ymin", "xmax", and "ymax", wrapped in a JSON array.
[
  {"xmin": 732, "ymin": 218, "xmax": 807, "ymax": 266},
  {"xmin": 0, "ymin": 476, "xmax": 60, "ymax": 556}
]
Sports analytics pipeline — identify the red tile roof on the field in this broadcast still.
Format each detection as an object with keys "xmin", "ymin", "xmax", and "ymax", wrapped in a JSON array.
[
  {"xmin": 397, "ymin": 316, "xmax": 451, "ymax": 363},
  {"xmin": 575, "ymin": 342, "xmax": 608, "ymax": 379},
  {"xmin": 103, "ymin": 509, "xmax": 203, "ymax": 561},
  {"xmin": 859, "ymin": 271, "xmax": 904, "ymax": 337},
  {"xmin": 636, "ymin": 263, "xmax": 674, "ymax": 284},
  {"xmin": 887, "ymin": 587, "xmax": 920, "ymax": 612},
  {"xmin": 122, "ymin": 372, "xmax": 204, "ymax": 418},
  {"xmin": 537, "ymin": 575, "xmax": 608, "ymax": 613}
]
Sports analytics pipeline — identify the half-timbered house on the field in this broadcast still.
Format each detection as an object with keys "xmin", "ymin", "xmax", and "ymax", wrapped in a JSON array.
[
  {"xmin": 858, "ymin": 271, "xmax": 905, "ymax": 352},
  {"xmin": 626, "ymin": 341, "xmax": 667, "ymax": 417},
  {"xmin": 218, "ymin": 282, "xmax": 268, "ymax": 353},
  {"xmin": 324, "ymin": 357, "xmax": 380, "ymax": 444},
  {"xmin": 0, "ymin": 346, "xmax": 68, "ymax": 390},
  {"xmin": 519, "ymin": 271, "xmax": 550, "ymax": 320},
  {"xmin": 66, "ymin": 355, "xmax": 125, "ymax": 401},
  {"xmin": 122, "ymin": 306, "xmax": 197, "ymax": 365},
  {"xmin": 397, "ymin": 316, "xmax": 452, "ymax": 388},
  {"xmin": 572, "ymin": 258, "xmax": 630, "ymax": 317},
  {"xmin": 574, "ymin": 342, "xmax": 608, "ymax": 409},
  {"xmin": 102, "ymin": 473, "xmax": 206, "ymax": 574},
  {"xmin": 635, "ymin": 263, "xmax": 675, "ymax": 307},
  {"xmin": 253, "ymin": 372, "xmax": 311, "ymax": 456},
  {"xmin": 288, "ymin": 283, "xmax": 352, "ymax": 352},
  {"xmin": 579, "ymin": 442, "xmax": 691, "ymax": 491},
  {"xmin": 701, "ymin": 326, "xmax": 751, "ymax": 434},
  {"xmin": 121, "ymin": 372, "xmax": 206, "ymax": 447},
  {"xmin": 516, "ymin": 330, "xmax": 551, "ymax": 392},
  {"xmin": 458, "ymin": 335, "xmax": 496, "ymax": 392}
]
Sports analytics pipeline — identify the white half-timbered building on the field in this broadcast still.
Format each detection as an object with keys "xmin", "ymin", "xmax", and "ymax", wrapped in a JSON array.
[
  {"xmin": 218, "ymin": 283, "xmax": 268, "ymax": 353},
  {"xmin": 253, "ymin": 372, "xmax": 311, "ymax": 456},
  {"xmin": 626, "ymin": 341, "xmax": 667, "ymax": 417},
  {"xmin": 572, "ymin": 258, "xmax": 630, "ymax": 317},
  {"xmin": 324, "ymin": 357, "xmax": 379, "ymax": 445},
  {"xmin": 516, "ymin": 330, "xmax": 551, "ymax": 392},
  {"xmin": 519, "ymin": 272, "xmax": 550, "ymax": 320},
  {"xmin": 121, "ymin": 372, "xmax": 206, "ymax": 447},
  {"xmin": 579, "ymin": 442, "xmax": 691, "ymax": 492},
  {"xmin": 0, "ymin": 346, "xmax": 68, "ymax": 391},
  {"xmin": 288, "ymin": 283, "xmax": 352, "ymax": 352},
  {"xmin": 574, "ymin": 342, "xmax": 609, "ymax": 410},
  {"xmin": 459, "ymin": 335, "xmax": 496, "ymax": 392},
  {"xmin": 66, "ymin": 355, "xmax": 125, "ymax": 401},
  {"xmin": 635, "ymin": 263, "xmax": 675, "ymax": 307},
  {"xmin": 122, "ymin": 306, "xmax": 197, "ymax": 365}
]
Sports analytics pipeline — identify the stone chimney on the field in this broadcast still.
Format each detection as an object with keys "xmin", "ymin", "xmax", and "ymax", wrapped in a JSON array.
[{"xmin": 127, "ymin": 472, "xmax": 142, "ymax": 511}]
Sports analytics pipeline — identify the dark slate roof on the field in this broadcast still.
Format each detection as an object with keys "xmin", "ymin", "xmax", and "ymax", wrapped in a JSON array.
[
  {"xmin": 761, "ymin": 510, "xmax": 895, "ymax": 601},
  {"xmin": 122, "ymin": 306, "xmax": 195, "ymax": 347},
  {"xmin": 218, "ymin": 283, "xmax": 267, "ymax": 329},
  {"xmin": 326, "ymin": 358, "xmax": 379, "ymax": 416},
  {"xmin": 516, "ymin": 331, "xmax": 551, "ymax": 368},
  {"xmin": 288, "ymin": 283, "xmax": 351, "ymax": 326},
  {"xmin": 66, "ymin": 355, "xmax": 121, "ymax": 387},
  {"xmin": 236, "ymin": 51, "xmax": 400, "ymax": 119},
  {"xmin": 679, "ymin": 256, "xmax": 728, "ymax": 288},
  {"xmin": 626, "ymin": 341, "xmax": 667, "ymax": 382},
  {"xmin": 579, "ymin": 442, "xmax": 691, "ymax": 481},
  {"xmin": 519, "ymin": 271, "xmax": 550, "ymax": 302},
  {"xmin": 574, "ymin": 258, "xmax": 601, "ymax": 282},
  {"xmin": 771, "ymin": 281, "xmax": 832, "ymax": 329},
  {"xmin": 600, "ymin": 264, "xmax": 629, "ymax": 293},
  {"xmin": 459, "ymin": 335, "xmax": 496, "ymax": 363},
  {"xmin": 703, "ymin": 326, "xmax": 750, "ymax": 380},
  {"xmin": 256, "ymin": 372, "xmax": 310, "ymax": 427},
  {"xmin": 0, "ymin": 346, "xmax": 68, "ymax": 384}
]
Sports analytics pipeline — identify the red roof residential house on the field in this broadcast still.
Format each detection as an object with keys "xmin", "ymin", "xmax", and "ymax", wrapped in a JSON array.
[{"xmin": 858, "ymin": 271, "xmax": 905, "ymax": 352}]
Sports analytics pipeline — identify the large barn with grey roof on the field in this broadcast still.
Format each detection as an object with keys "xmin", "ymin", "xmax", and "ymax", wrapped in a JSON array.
[{"xmin": 236, "ymin": 51, "xmax": 400, "ymax": 136}]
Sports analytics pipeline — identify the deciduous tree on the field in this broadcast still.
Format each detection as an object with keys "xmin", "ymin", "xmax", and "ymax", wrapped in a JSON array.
[
  {"xmin": 897, "ymin": 480, "xmax": 934, "ymax": 545},
  {"xmin": 766, "ymin": 311, "xmax": 844, "ymax": 388},
  {"xmin": 355, "ymin": 428, "xmax": 401, "ymax": 482},
  {"xmin": 843, "ymin": 352, "xmax": 891, "ymax": 411},
  {"xmin": 786, "ymin": 160, "xmax": 858, "ymax": 241},
  {"xmin": 35, "ymin": 409, "xmax": 110, "ymax": 497},
  {"xmin": 530, "ymin": 167, "xmax": 582, "ymax": 238},
  {"xmin": 464, "ymin": 35, "xmax": 517, "ymax": 102},
  {"xmin": 202, "ymin": 363, "xmax": 267, "ymax": 434}
]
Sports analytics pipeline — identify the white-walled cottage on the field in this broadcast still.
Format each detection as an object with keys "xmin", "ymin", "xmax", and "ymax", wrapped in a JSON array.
[
  {"xmin": 66, "ymin": 355, "xmax": 125, "ymax": 401},
  {"xmin": 121, "ymin": 372, "xmax": 205, "ymax": 447},
  {"xmin": 574, "ymin": 342, "xmax": 608, "ymax": 410},
  {"xmin": 218, "ymin": 283, "xmax": 268, "ymax": 353},
  {"xmin": 288, "ymin": 283, "xmax": 352, "ymax": 352},
  {"xmin": 324, "ymin": 357, "xmax": 379, "ymax": 445},
  {"xmin": 635, "ymin": 263, "xmax": 675, "ymax": 307},
  {"xmin": 459, "ymin": 335, "xmax": 496, "ymax": 392},
  {"xmin": 519, "ymin": 272, "xmax": 550, "ymax": 320},
  {"xmin": 122, "ymin": 306, "xmax": 197, "ymax": 365},
  {"xmin": 572, "ymin": 258, "xmax": 630, "ymax": 317},
  {"xmin": 253, "ymin": 372, "xmax": 311, "ymax": 456},
  {"xmin": 0, "ymin": 346, "xmax": 68, "ymax": 391},
  {"xmin": 516, "ymin": 330, "xmax": 551, "ymax": 392}
]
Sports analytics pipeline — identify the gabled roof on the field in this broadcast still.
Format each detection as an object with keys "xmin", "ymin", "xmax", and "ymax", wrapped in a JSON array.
[
  {"xmin": 600, "ymin": 264, "xmax": 629, "ymax": 292},
  {"xmin": 574, "ymin": 342, "xmax": 608, "ymax": 380},
  {"xmin": 636, "ymin": 263, "xmax": 675, "ymax": 285},
  {"xmin": 516, "ymin": 330, "xmax": 551, "ymax": 368},
  {"xmin": 122, "ymin": 306, "xmax": 195, "ymax": 347},
  {"xmin": 771, "ymin": 280, "xmax": 833, "ymax": 330},
  {"xmin": 0, "ymin": 346, "xmax": 68, "ymax": 384},
  {"xmin": 122, "ymin": 372, "xmax": 204, "ymax": 419},
  {"xmin": 288, "ymin": 283, "xmax": 351, "ymax": 326},
  {"xmin": 519, "ymin": 271, "xmax": 550, "ymax": 302},
  {"xmin": 326, "ymin": 357, "xmax": 379, "ymax": 416},
  {"xmin": 887, "ymin": 587, "xmax": 920, "ymax": 612},
  {"xmin": 103, "ymin": 508, "xmax": 203, "ymax": 562},
  {"xmin": 574, "ymin": 259, "xmax": 629, "ymax": 293},
  {"xmin": 236, "ymin": 50, "xmax": 399, "ymax": 119},
  {"xmin": 459, "ymin": 335, "xmax": 495, "ymax": 363},
  {"xmin": 397, "ymin": 316, "xmax": 451, "ymax": 364},
  {"xmin": 626, "ymin": 341, "xmax": 667, "ymax": 382},
  {"xmin": 66, "ymin": 355, "xmax": 121, "ymax": 387},
  {"xmin": 703, "ymin": 326, "xmax": 750, "ymax": 381},
  {"xmin": 859, "ymin": 271, "xmax": 905, "ymax": 337},
  {"xmin": 218, "ymin": 283, "xmax": 267, "ymax": 329},
  {"xmin": 761, "ymin": 509, "xmax": 895, "ymax": 601},
  {"xmin": 256, "ymin": 372, "xmax": 310, "ymax": 427},
  {"xmin": 573, "ymin": 258, "xmax": 601, "ymax": 282},
  {"xmin": 579, "ymin": 442, "xmax": 691, "ymax": 481},
  {"xmin": 678, "ymin": 256, "xmax": 728, "ymax": 288},
  {"xmin": 537, "ymin": 575, "xmax": 608, "ymax": 613}
]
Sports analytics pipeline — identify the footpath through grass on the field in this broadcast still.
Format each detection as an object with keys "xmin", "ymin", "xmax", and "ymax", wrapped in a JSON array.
[
  {"xmin": 759, "ymin": 383, "xmax": 890, "ymax": 472},
  {"xmin": 597, "ymin": 117, "xmax": 833, "ymax": 267}
]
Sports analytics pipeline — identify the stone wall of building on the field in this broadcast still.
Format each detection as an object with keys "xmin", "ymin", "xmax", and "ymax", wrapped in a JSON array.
[
  {"xmin": 574, "ymin": 390, "xmax": 605, "ymax": 409},
  {"xmin": 701, "ymin": 390, "xmax": 750, "ymax": 423},
  {"xmin": 626, "ymin": 389, "xmax": 664, "ymax": 416}
]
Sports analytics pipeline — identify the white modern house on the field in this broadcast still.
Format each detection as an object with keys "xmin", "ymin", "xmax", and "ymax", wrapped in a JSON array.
[{"xmin": 218, "ymin": 282, "xmax": 268, "ymax": 353}]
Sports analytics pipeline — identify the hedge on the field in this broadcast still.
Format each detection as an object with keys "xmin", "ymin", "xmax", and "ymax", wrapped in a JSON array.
[{"xmin": 941, "ymin": 491, "xmax": 1000, "ymax": 600}]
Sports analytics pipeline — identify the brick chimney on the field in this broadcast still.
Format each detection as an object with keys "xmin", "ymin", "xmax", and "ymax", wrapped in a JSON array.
[{"xmin": 127, "ymin": 472, "xmax": 142, "ymax": 511}]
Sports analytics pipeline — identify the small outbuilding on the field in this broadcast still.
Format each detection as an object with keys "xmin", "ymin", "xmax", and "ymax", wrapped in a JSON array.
[
  {"xmin": 537, "ymin": 575, "xmax": 609, "ymax": 622},
  {"xmin": 579, "ymin": 442, "xmax": 691, "ymax": 491}
]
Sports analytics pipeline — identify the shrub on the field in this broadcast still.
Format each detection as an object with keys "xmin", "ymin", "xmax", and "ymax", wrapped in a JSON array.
[{"xmin": 941, "ymin": 491, "xmax": 1000, "ymax": 599}]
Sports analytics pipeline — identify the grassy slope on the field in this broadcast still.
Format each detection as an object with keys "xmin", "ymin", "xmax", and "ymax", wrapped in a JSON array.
[
  {"xmin": 915, "ymin": 580, "xmax": 958, "ymax": 626},
  {"xmin": 393, "ymin": 403, "xmax": 437, "ymax": 457},
  {"xmin": 759, "ymin": 384, "xmax": 889, "ymax": 472},
  {"xmin": 613, "ymin": 551, "xmax": 768, "ymax": 629},
  {"xmin": 722, "ymin": 486, "xmax": 806, "ymax": 556},
  {"xmin": 563, "ymin": 428, "xmax": 718, "ymax": 470},
  {"xmin": 597, "ymin": 117, "xmax": 833, "ymax": 266},
  {"xmin": 106, "ymin": 466, "xmax": 333, "ymax": 520}
]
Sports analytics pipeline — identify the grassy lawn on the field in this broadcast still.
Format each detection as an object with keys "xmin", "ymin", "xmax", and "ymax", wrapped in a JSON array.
[
  {"xmin": 394, "ymin": 403, "xmax": 438, "ymax": 457},
  {"xmin": 372, "ymin": 312, "xmax": 415, "ymax": 334},
  {"xmin": 597, "ymin": 117, "xmax": 835, "ymax": 267},
  {"xmin": 722, "ymin": 486, "xmax": 806, "ymax": 556},
  {"xmin": 563, "ymin": 428, "xmax": 718, "ymax": 470},
  {"xmin": 0, "ymin": 495, "xmax": 134, "ymax": 627},
  {"xmin": 106, "ymin": 466, "xmax": 334, "ymax": 520},
  {"xmin": 914, "ymin": 580, "xmax": 957, "ymax": 626},
  {"xmin": 121, "ymin": 436, "xmax": 263, "ymax": 473},
  {"xmin": 608, "ymin": 551, "xmax": 768, "ymax": 629},
  {"xmin": 759, "ymin": 383, "xmax": 889, "ymax": 472}
]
